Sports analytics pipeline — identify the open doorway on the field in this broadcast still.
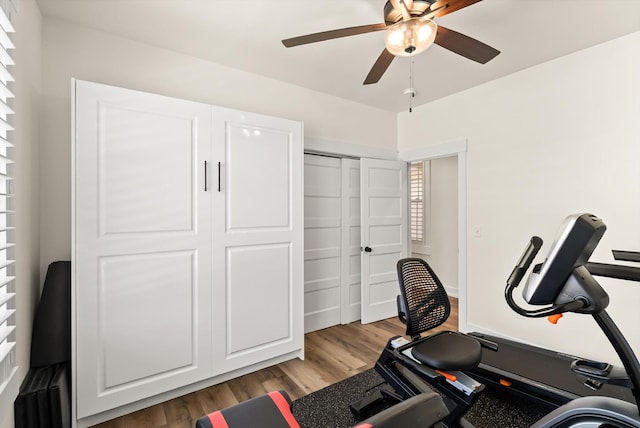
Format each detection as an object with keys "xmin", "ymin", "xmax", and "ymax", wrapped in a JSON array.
[
  {"xmin": 409, "ymin": 156, "xmax": 459, "ymax": 297},
  {"xmin": 400, "ymin": 139, "xmax": 468, "ymax": 331}
]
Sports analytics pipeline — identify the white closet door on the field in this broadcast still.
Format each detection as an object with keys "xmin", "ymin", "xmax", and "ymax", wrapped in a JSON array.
[
  {"xmin": 341, "ymin": 158, "xmax": 362, "ymax": 324},
  {"xmin": 303, "ymin": 155, "xmax": 342, "ymax": 333},
  {"xmin": 211, "ymin": 107, "xmax": 304, "ymax": 372},
  {"xmin": 73, "ymin": 80, "xmax": 212, "ymax": 417},
  {"xmin": 360, "ymin": 158, "xmax": 409, "ymax": 324}
]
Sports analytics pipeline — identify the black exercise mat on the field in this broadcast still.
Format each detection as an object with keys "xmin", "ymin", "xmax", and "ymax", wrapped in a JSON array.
[
  {"xmin": 291, "ymin": 370, "xmax": 387, "ymax": 428},
  {"xmin": 291, "ymin": 368, "xmax": 549, "ymax": 428},
  {"xmin": 465, "ymin": 384, "xmax": 549, "ymax": 428}
]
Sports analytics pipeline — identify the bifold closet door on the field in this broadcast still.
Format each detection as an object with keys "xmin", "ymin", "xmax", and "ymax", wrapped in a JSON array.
[
  {"xmin": 73, "ymin": 80, "xmax": 213, "ymax": 417},
  {"xmin": 303, "ymin": 156, "xmax": 362, "ymax": 332},
  {"xmin": 210, "ymin": 107, "xmax": 304, "ymax": 373},
  {"xmin": 341, "ymin": 158, "xmax": 362, "ymax": 324},
  {"xmin": 303, "ymin": 155, "xmax": 342, "ymax": 332},
  {"xmin": 360, "ymin": 158, "xmax": 409, "ymax": 324},
  {"xmin": 303, "ymin": 156, "xmax": 408, "ymax": 329}
]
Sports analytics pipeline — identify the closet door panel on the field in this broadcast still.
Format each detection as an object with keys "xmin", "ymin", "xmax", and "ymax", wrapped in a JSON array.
[
  {"xmin": 360, "ymin": 158, "xmax": 408, "ymax": 324},
  {"xmin": 74, "ymin": 80, "xmax": 213, "ymax": 418},
  {"xmin": 212, "ymin": 108, "xmax": 303, "ymax": 373},
  {"xmin": 304, "ymin": 155, "xmax": 342, "ymax": 332},
  {"xmin": 226, "ymin": 123, "xmax": 291, "ymax": 230},
  {"xmin": 341, "ymin": 158, "xmax": 362, "ymax": 324},
  {"xmin": 226, "ymin": 244, "xmax": 291, "ymax": 355},
  {"xmin": 99, "ymin": 251, "xmax": 195, "ymax": 388},
  {"xmin": 99, "ymin": 106, "xmax": 193, "ymax": 234}
]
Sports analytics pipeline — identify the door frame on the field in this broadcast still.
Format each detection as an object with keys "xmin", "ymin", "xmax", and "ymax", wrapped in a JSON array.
[{"xmin": 398, "ymin": 139, "xmax": 468, "ymax": 332}]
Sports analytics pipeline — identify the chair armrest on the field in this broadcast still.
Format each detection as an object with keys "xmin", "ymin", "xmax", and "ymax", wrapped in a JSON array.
[{"xmin": 396, "ymin": 295, "xmax": 408, "ymax": 325}]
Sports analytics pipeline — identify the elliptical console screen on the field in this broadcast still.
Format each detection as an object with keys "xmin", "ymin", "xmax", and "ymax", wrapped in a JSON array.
[{"xmin": 522, "ymin": 213, "xmax": 606, "ymax": 305}]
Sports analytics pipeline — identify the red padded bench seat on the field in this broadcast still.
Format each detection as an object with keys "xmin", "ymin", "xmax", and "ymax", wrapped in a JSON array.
[{"xmin": 196, "ymin": 391, "xmax": 299, "ymax": 428}]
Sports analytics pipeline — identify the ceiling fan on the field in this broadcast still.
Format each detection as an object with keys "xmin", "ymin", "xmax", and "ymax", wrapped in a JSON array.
[{"xmin": 282, "ymin": 0, "xmax": 500, "ymax": 85}]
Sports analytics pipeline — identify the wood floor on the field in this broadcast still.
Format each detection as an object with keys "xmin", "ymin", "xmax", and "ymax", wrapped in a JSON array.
[{"xmin": 93, "ymin": 299, "xmax": 458, "ymax": 428}]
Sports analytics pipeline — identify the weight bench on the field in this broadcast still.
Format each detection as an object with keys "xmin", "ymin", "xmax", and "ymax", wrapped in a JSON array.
[
  {"xmin": 195, "ymin": 389, "xmax": 448, "ymax": 428},
  {"xmin": 195, "ymin": 391, "xmax": 298, "ymax": 428}
]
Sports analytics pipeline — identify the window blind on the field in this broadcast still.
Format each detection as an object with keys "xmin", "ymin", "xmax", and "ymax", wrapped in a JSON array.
[
  {"xmin": 410, "ymin": 161, "xmax": 424, "ymax": 242},
  {"xmin": 0, "ymin": 0, "xmax": 15, "ymax": 418}
]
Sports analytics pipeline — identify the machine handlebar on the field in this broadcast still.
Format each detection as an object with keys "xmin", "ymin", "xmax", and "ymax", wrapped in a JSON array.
[{"xmin": 506, "ymin": 236, "xmax": 543, "ymax": 289}]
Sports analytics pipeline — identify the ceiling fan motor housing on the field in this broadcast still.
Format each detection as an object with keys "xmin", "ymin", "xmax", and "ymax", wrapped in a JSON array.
[{"xmin": 384, "ymin": 0, "xmax": 433, "ymax": 25}]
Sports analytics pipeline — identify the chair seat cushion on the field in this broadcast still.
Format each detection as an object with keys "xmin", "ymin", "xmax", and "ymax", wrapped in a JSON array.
[{"xmin": 411, "ymin": 331, "xmax": 482, "ymax": 371}]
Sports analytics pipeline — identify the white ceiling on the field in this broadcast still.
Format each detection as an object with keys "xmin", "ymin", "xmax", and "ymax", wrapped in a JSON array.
[{"xmin": 36, "ymin": 0, "xmax": 640, "ymax": 113}]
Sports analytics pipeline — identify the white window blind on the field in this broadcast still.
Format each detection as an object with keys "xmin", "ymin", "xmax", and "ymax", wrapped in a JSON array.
[
  {"xmin": 0, "ymin": 0, "xmax": 15, "ymax": 419},
  {"xmin": 410, "ymin": 161, "xmax": 424, "ymax": 241},
  {"xmin": 410, "ymin": 160, "xmax": 431, "ymax": 255}
]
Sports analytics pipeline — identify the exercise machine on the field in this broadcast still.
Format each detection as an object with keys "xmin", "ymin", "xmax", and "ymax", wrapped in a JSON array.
[
  {"xmin": 501, "ymin": 213, "xmax": 640, "ymax": 426},
  {"xmin": 366, "ymin": 213, "xmax": 640, "ymax": 427},
  {"xmin": 352, "ymin": 258, "xmax": 490, "ymax": 426}
]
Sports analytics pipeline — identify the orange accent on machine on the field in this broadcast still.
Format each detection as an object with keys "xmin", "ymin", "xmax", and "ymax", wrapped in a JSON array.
[
  {"xmin": 499, "ymin": 379, "xmax": 513, "ymax": 387},
  {"xmin": 436, "ymin": 370, "xmax": 457, "ymax": 382},
  {"xmin": 548, "ymin": 313, "xmax": 563, "ymax": 324}
]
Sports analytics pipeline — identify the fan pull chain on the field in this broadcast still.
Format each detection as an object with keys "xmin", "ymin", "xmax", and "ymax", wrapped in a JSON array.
[{"xmin": 409, "ymin": 61, "xmax": 415, "ymax": 113}]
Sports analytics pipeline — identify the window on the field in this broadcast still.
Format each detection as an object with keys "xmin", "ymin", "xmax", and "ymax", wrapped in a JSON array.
[
  {"xmin": 410, "ymin": 161, "xmax": 430, "ymax": 255},
  {"xmin": 410, "ymin": 161, "xmax": 424, "ymax": 241},
  {"xmin": 0, "ymin": 0, "xmax": 15, "ymax": 418}
]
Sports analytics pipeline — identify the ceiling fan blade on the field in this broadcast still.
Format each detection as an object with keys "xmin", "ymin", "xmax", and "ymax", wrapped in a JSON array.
[
  {"xmin": 282, "ymin": 23, "xmax": 387, "ymax": 48},
  {"xmin": 363, "ymin": 49, "xmax": 395, "ymax": 85},
  {"xmin": 428, "ymin": 0, "xmax": 482, "ymax": 18},
  {"xmin": 435, "ymin": 25, "xmax": 499, "ymax": 64}
]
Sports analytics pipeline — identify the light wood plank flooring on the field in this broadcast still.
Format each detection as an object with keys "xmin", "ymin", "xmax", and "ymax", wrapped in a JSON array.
[{"xmin": 93, "ymin": 299, "xmax": 458, "ymax": 428}]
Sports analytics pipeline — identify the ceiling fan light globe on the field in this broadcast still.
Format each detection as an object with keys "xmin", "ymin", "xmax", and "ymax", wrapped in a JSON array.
[{"xmin": 385, "ymin": 18, "xmax": 437, "ymax": 57}]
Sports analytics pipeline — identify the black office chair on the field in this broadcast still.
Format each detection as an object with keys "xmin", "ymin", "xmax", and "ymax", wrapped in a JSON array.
[{"xmin": 396, "ymin": 258, "xmax": 481, "ymax": 371}]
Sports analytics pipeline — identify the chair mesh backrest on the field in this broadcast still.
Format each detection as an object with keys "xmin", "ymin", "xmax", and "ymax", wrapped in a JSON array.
[{"xmin": 397, "ymin": 258, "xmax": 451, "ymax": 337}]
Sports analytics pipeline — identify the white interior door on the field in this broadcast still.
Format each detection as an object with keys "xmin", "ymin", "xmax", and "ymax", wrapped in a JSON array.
[
  {"xmin": 73, "ymin": 80, "xmax": 212, "ymax": 417},
  {"xmin": 360, "ymin": 158, "xmax": 408, "ymax": 324},
  {"xmin": 303, "ymin": 154, "xmax": 342, "ymax": 332},
  {"xmin": 210, "ymin": 107, "xmax": 304, "ymax": 373}
]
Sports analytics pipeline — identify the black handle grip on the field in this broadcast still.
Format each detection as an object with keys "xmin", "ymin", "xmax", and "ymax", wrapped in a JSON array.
[
  {"xmin": 364, "ymin": 246, "xmax": 372, "ymax": 253},
  {"xmin": 204, "ymin": 161, "xmax": 208, "ymax": 192},
  {"xmin": 218, "ymin": 162, "xmax": 221, "ymax": 192},
  {"xmin": 507, "ymin": 236, "xmax": 543, "ymax": 289}
]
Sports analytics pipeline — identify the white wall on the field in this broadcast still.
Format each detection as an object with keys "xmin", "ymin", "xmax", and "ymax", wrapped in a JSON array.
[
  {"xmin": 38, "ymin": 17, "xmax": 397, "ymax": 273},
  {"xmin": 398, "ymin": 32, "xmax": 640, "ymax": 366},
  {"xmin": 1, "ymin": 1, "xmax": 42, "ymax": 428},
  {"xmin": 422, "ymin": 156, "xmax": 458, "ymax": 296}
]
